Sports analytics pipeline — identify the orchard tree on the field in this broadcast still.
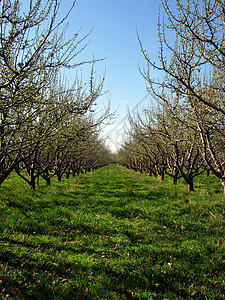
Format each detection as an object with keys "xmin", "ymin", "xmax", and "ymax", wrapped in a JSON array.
[
  {"xmin": 121, "ymin": 102, "xmax": 205, "ymax": 191},
  {"xmin": 0, "ymin": 0, "xmax": 96, "ymax": 185},
  {"xmin": 138, "ymin": 0, "xmax": 225, "ymax": 195},
  {"xmin": 14, "ymin": 66, "xmax": 112, "ymax": 189},
  {"xmin": 138, "ymin": 0, "xmax": 225, "ymax": 114}
]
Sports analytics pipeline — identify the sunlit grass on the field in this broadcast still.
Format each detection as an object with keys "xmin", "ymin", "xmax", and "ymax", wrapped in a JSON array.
[{"xmin": 0, "ymin": 164, "xmax": 225, "ymax": 299}]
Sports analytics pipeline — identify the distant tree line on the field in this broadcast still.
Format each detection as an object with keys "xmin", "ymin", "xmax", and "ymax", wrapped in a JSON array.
[
  {"xmin": 0, "ymin": 0, "xmax": 114, "ymax": 190},
  {"xmin": 117, "ymin": 0, "xmax": 225, "ymax": 197}
]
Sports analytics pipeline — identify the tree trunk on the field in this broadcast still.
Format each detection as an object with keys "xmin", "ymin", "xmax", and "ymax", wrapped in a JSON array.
[
  {"xmin": 221, "ymin": 177, "xmax": 225, "ymax": 200},
  {"xmin": 173, "ymin": 175, "xmax": 178, "ymax": 185},
  {"xmin": 172, "ymin": 170, "xmax": 180, "ymax": 185},
  {"xmin": 187, "ymin": 179, "xmax": 194, "ymax": 191},
  {"xmin": 46, "ymin": 177, "xmax": 51, "ymax": 185},
  {"xmin": 161, "ymin": 170, "xmax": 165, "ymax": 181},
  {"xmin": 36, "ymin": 175, "xmax": 39, "ymax": 188},
  {"xmin": 57, "ymin": 173, "xmax": 62, "ymax": 181},
  {"xmin": 0, "ymin": 113, "xmax": 6, "ymax": 174},
  {"xmin": 29, "ymin": 179, "xmax": 36, "ymax": 190},
  {"xmin": 29, "ymin": 171, "xmax": 36, "ymax": 190}
]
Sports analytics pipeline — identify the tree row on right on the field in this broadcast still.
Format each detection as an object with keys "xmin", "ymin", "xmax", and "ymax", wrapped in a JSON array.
[{"xmin": 118, "ymin": 0, "xmax": 225, "ymax": 197}]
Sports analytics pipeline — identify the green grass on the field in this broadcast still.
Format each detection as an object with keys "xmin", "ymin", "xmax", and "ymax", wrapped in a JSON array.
[{"xmin": 0, "ymin": 164, "xmax": 225, "ymax": 299}]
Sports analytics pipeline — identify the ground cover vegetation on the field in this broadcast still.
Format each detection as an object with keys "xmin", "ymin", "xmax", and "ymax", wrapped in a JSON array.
[
  {"xmin": 0, "ymin": 164, "xmax": 225, "ymax": 299},
  {"xmin": 119, "ymin": 0, "xmax": 225, "ymax": 196}
]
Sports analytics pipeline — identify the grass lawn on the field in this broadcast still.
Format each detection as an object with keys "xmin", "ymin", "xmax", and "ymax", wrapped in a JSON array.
[{"xmin": 0, "ymin": 164, "xmax": 225, "ymax": 299}]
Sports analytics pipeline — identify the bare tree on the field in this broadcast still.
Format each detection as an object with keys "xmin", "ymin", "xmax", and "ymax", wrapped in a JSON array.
[
  {"xmin": 0, "ymin": 0, "xmax": 98, "ymax": 185},
  {"xmin": 137, "ymin": 0, "xmax": 225, "ymax": 196}
]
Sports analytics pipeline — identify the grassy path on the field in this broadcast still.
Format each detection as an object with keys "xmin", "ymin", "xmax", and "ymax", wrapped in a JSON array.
[{"xmin": 0, "ymin": 164, "xmax": 225, "ymax": 299}]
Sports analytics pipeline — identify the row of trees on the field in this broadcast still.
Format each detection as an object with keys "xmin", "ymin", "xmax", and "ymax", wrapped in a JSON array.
[
  {"xmin": 0, "ymin": 0, "xmax": 113, "ymax": 189},
  {"xmin": 117, "ymin": 103, "xmax": 207, "ymax": 191},
  {"xmin": 118, "ymin": 0, "xmax": 225, "ymax": 196}
]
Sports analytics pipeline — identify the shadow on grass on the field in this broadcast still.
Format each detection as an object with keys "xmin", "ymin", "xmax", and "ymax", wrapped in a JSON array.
[
  {"xmin": 1, "ymin": 234, "xmax": 224, "ymax": 299},
  {"xmin": 1, "ymin": 165, "xmax": 225, "ymax": 299}
]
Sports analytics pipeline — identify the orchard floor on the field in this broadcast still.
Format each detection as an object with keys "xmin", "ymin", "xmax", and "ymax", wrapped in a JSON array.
[{"xmin": 0, "ymin": 164, "xmax": 225, "ymax": 299}]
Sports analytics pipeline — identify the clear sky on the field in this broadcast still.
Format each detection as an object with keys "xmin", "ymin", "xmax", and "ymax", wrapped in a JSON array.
[{"xmin": 59, "ymin": 0, "xmax": 161, "ymax": 152}]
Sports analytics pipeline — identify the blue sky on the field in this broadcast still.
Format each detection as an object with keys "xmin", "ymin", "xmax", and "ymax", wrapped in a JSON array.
[{"xmin": 59, "ymin": 0, "xmax": 161, "ymax": 151}]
